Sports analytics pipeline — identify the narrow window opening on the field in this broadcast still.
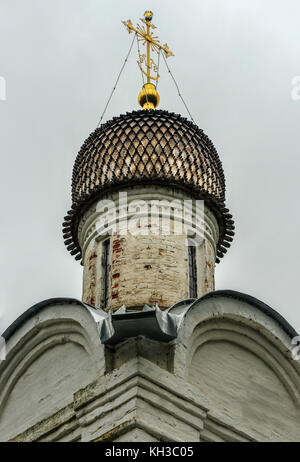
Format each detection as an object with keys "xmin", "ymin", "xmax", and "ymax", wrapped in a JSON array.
[
  {"xmin": 188, "ymin": 245, "xmax": 197, "ymax": 298},
  {"xmin": 103, "ymin": 239, "xmax": 110, "ymax": 308}
]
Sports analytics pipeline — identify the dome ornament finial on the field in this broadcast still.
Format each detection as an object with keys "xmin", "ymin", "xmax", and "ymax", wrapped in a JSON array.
[{"xmin": 122, "ymin": 11, "xmax": 174, "ymax": 110}]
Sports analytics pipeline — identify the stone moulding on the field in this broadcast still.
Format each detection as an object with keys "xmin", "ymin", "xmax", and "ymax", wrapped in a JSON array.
[
  {"xmin": 11, "ymin": 357, "xmax": 257, "ymax": 442},
  {"xmin": 1, "ymin": 291, "xmax": 299, "ymax": 442}
]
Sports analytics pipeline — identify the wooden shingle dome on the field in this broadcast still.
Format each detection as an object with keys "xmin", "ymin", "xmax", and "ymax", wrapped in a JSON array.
[{"xmin": 63, "ymin": 110, "xmax": 234, "ymax": 263}]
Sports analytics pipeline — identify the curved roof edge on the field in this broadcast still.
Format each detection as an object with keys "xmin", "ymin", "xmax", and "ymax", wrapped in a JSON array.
[
  {"xmin": 1, "ymin": 298, "xmax": 85, "ymax": 341},
  {"xmin": 1, "ymin": 290, "xmax": 298, "ymax": 343},
  {"xmin": 1, "ymin": 298, "xmax": 177, "ymax": 345},
  {"xmin": 198, "ymin": 290, "xmax": 298, "ymax": 338}
]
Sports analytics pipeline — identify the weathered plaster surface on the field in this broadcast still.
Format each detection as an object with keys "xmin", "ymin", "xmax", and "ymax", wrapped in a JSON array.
[
  {"xmin": 0, "ymin": 296, "xmax": 299, "ymax": 442},
  {"xmin": 0, "ymin": 302, "xmax": 104, "ymax": 441},
  {"xmin": 79, "ymin": 186, "xmax": 218, "ymax": 310}
]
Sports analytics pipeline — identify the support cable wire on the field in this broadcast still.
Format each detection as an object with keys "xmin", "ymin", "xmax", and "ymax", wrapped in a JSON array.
[
  {"xmin": 97, "ymin": 32, "xmax": 137, "ymax": 127},
  {"xmin": 161, "ymin": 52, "xmax": 195, "ymax": 124}
]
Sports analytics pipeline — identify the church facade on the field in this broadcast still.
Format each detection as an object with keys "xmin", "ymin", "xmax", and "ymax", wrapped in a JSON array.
[{"xmin": 0, "ymin": 11, "xmax": 300, "ymax": 442}]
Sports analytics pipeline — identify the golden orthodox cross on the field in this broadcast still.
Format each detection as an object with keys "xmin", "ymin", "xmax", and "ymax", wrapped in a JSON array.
[{"xmin": 122, "ymin": 11, "xmax": 174, "ymax": 109}]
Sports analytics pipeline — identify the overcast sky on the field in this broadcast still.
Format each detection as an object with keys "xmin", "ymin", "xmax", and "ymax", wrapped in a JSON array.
[{"xmin": 0, "ymin": 0, "xmax": 300, "ymax": 333}]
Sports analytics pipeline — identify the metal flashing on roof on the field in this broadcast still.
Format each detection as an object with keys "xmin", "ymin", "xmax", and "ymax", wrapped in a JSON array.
[
  {"xmin": 198, "ymin": 290, "xmax": 299, "ymax": 338},
  {"xmin": 99, "ymin": 304, "xmax": 178, "ymax": 345},
  {"xmin": 1, "ymin": 290, "xmax": 298, "ymax": 345}
]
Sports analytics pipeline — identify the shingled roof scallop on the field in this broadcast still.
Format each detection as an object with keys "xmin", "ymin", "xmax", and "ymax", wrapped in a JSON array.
[{"xmin": 63, "ymin": 110, "xmax": 234, "ymax": 263}]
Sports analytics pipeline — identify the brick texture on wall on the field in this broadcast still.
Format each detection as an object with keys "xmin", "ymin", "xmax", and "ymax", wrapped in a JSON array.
[{"xmin": 80, "ymin": 186, "xmax": 219, "ymax": 311}]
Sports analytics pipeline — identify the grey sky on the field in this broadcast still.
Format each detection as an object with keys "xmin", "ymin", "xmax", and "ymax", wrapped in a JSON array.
[{"xmin": 0, "ymin": 0, "xmax": 300, "ymax": 333}]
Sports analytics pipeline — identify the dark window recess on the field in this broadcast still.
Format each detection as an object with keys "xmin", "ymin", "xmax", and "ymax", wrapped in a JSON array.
[
  {"xmin": 103, "ymin": 239, "xmax": 110, "ymax": 308},
  {"xmin": 188, "ymin": 245, "xmax": 197, "ymax": 298}
]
